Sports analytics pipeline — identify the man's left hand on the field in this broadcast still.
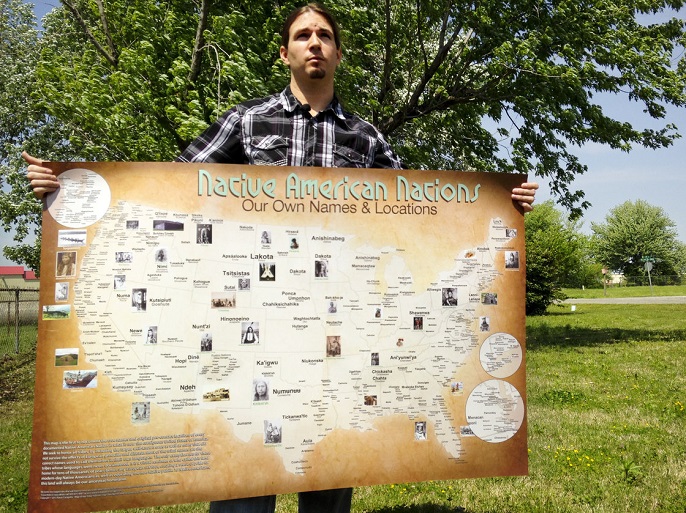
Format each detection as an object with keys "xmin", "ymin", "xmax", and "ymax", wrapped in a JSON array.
[{"xmin": 511, "ymin": 182, "xmax": 539, "ymax": 212}]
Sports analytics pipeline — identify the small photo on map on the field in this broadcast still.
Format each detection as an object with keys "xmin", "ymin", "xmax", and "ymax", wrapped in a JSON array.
[
  {"xmin": 43, "ymin": 305, "xmax": 71, "ymax": 320},
  {"xmin": 290, "ymin": 237, "xmax": 299, "ymax": 250},
  {"xmin": 131, "ymin": 402, "xmax": 150, "ymax": 424},
  {"xmin": 153, "ymin": 220, "xmax": 184, "ymax": 231},
  {"xmin": 450, "ymin": 381, "xmax": 464, "ymax": 395},
  {"xmin": 145, "ymin": 326, "xmax": 157, "ymax": 344},
  {"xmin": 264, "ymin": 420, "xmax": 282, "ymax": 444},
  {"xmin": 211, "ymin": 291, "xmax": 236, "ymax": 308},
  {"xmin": 241, "ymin": 322, "xmax": 260, "ymax": 344},
  {"xmin": 396, "ymin": 338, "xmax": 404, "ymax": 347},
  {"xmin": 442, "ymin": 287, "xmax": 458, "ymax": 306},
  {"xmin": 460, "ymin": 425, "xmax": 476, "ymax": 437},
  {"xmin": 504, "ymin": 251, "xmax": 520, "ymax": 270},
  {"xmin": 374, "ymin": 307, "xmax": 382, "ymax": 318},
  {"xmin": 314, "ymin": 259, "xmax": 328, "ymax": 278},
  {"xmin": 57, "ymin": 229, "xmax": 87, "ymax": 248},
  {"xmin": 204, "ymin": 387, "xmax": 230, "ymax": 402},
  {"xmin": 154, "ymin": 248, "xmax": 168, "ymax": 263},
  {"xmin": 63, "ymin": 370, "xmax": 97, "ymax": 389},
  {"xmin": 54, "ymin": 282, "xmax": 69, "ymax": 302},
  {"xmin": 371, "ymin": 353, "xmax": 379, "ymax": 366},
  {"xmin": 115, "ymin": 251, "xmax": 132, "ymax": 264},
  {"xmin": 479, "ymin": 316, "xmax": 490, "ymax": 332},
  {"xmin": 238, "ymin": 278, "xmax": 250, "ymax": 291},
  {"xmin": 259, "ymin": 262, "xmax": 275, "ymax": 281},
  {"xmin": 253, "ymin": 378, "xmax": 269, "ymax": 402},
  {"xmin": 55, "ymin": 348, "xmax": 78, "ymax": 367},
  {"xmin": 132, "ymin": 288, "xmax": 147, "ymax": 311},
  {"xmin": 326, "ymin": 336, "xmax": 341, "ymax": 357},
  {"xmin": 197, "ymin": 224, "xmax": 212, "ymax": 244},
  {"xmin": 200, "ymin": 332, "xmax": 212, "ymax": 351},
  {"xmin": 413, "ymin": 317, "xmax": 423, "ymax": 330},
  {"xmin": 113, "ymin": 274, "xmax": 126, "ymax": 290},
  {"xmin": 126, "ymin": 220, "xmax": 139, "ymax": 229},
  {"xmin": 55, "ymin": 251, "xmax": 77, "ymax": 278},
  {"xmin": 505, "ymin": 228, "xmax": 517, "ymax": 238},
  {"xmin": 481, "ymin": 292, "xmax": 498, "ymax": 305},
  {"xmin": 364, "ymin": 395, "xmax": 377, "ymax": 406},
  {"xmin": 327, "ymin": 300, "xmax": 337, "ymax": 313},
  {"xmin": 415, "ymin": 421, "xmax": 427, "ymax": 440},
  {"xmin": 260, "ymin": 230, "xmax": 272, "ymax": 245}
]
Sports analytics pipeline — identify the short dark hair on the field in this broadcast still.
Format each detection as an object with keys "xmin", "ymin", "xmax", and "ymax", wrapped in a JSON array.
[{"xmin": 281, "ymin": 3, "xmax": 341, "ymax": 50}]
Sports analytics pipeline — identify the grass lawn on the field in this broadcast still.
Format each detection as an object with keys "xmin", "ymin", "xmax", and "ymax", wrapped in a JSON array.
[
  {"xmin": 563, "ymin": 284, "xmax": 686, "ymax": 299},
  {"xmin": 1, "ymin": 304, "xmax": 685, "ymax": 512}
]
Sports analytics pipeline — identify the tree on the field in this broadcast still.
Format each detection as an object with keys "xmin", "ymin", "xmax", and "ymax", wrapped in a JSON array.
[
  {"xmin": 591, "ymin": 200, "xmax": 685, "ymax": 282},
  {"xmin": 525, "ymin": 201, "xmax": 589, "ymax": 315},
  {"xmin": 1, "ymin": 0, "xmax": 685, "ymax": 271}
]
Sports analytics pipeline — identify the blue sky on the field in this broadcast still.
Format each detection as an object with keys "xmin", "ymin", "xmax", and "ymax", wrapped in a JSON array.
[{"xmin": 2, "ymin": 2, "xmax": 685, "ymax": 266}]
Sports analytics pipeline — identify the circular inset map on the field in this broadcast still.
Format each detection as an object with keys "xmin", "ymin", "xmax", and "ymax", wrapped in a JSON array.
[
  {"xmin": 46, "ymin": 168, "xmax": 111, "ymax": 228},
  {"xmin": 465, "ymin": 380, "xmax": 524, "ymax": 443},
  {"xmin": 479, "ymin": 332, "xmax": 522, "ymax": 378}
]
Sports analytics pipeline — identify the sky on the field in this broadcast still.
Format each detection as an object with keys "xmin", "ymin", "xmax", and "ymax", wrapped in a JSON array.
[{"xmin": 2, "ymin": 2, "xmax": 685, "ymax": 267}]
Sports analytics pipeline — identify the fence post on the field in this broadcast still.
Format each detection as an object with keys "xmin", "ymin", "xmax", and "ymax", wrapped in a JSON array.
[{"xmin": 14, "ymin": 289, "xmax": 20, "ymax": 353}]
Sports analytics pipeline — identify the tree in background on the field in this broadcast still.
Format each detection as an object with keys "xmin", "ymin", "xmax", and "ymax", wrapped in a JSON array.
[
  {"xmin": 525, "ymin": 201, "xmax": 591, "ymax": 315},
  {"xmin": 591, "ymin": 200, "xmax": 686, "ymax": 283},
  {"xmin": 1, "ymin": 0, "xmax": 685, "ymax": 271}
]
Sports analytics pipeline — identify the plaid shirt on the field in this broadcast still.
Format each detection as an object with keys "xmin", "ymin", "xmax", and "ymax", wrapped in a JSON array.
[{"xmin": 177, "ymin": 87, "xmax": 403, "ymax": 169}]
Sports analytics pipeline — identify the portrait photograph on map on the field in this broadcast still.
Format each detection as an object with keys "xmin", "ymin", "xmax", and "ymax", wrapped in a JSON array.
[
  {"xmin": 115, "ymin": 251, "xmax": 132, "ymax": 263},
  {"xmin": 413, "ymin": 317, "xmax": 423, "ymax": 330},
  {"xmin": 259, "ymin": 262, "xmax": 275, "ymax": 281},
  {"xmin": 155, "ymin": 248, "xmax": 168, "ymax": 263},
  {"xmin": 131, "ymin": 288, "xmax": 147, "ymax": 311},
  {"xmin": 113, "ymin": 274, "xmax": 126, "ymax": 290},
  {"xmin": 211, "ymin": 291, "xmax": 236, "ymax": 308},
  {"xmin": 481, "ymin": 292, "xmax": 498, "ymax": 305},
  {"xmin": 314, "ymin": 259, "xmax": 328, "ymax": 278},
  {"xmin": 506, "ymin": 228, "xmax": 517, "ymax": 238},
  {"xmin": 54, "ymin": 282, "xmax": 69, "ymax": 302},
  {"xmin": 264, "ymin": 421, "xmax": 282, "ymax": 444},
  {"xmin": 371, "ymin": 353, "xmax": 380, "ymax": 366},
  {"xmin": 131, "ymin": 402, "xmax": 150, "ymax": 424},
  {"xmin": 374, "ymin": 307, "xmax": 382, "ymax": 318},
  {"xmin": 260, "ymin": 230, "xmax": 272, "ymax": 245},
  {"xmin": 253, "ymin": 378, "xmax": 269, "ymax": 402},
  {"xmin": 57, "ymin": 229, "xmax": 87, "ymax": 247},
  {"xmin": 415, "ymin": 421, "xmax": 427, "ymax": 440},
  {"xmin": 505, "ymin": 250, "xmax": 520, "ymax": 269},
  {"xmin": 241, "ymin": 322, "xmax": 259, "ymax": 345},
  {"xmin": 327, "ymin": 300, "xmax": 337, "ymax": 313},
  {"xmin": 290, "ymin": 237, "xmax": 299, "ymax": 250},
  {"xmin": 54, "ymin": 348, "xmax": 79, "ymax": 367},
  {"xmin": 126, "ymin": 220, "xmax": 139, "ymax": 229},
  {"xmin": 145, "ymin": 326, "xmax": 157, "ymax": 344},
  {"xmin": 55, "ymin": 251, "xmax": 77, "ymax": 278},
  {"xmin": 364, "ymin": 395, "xmax": 377, "ymax": 406},
  {"xmin": 326, "ymin": 336, "xmax": 341, "ymax": 357},
  {"xmin": 238, "ymin": 278, "xmax": 250, "ymax": 290},
  {"xmin": 197, "ymin": 224, "xmax": 212, "ymax": 244},
  {"xmin": 200, "ymin": 332, "xmax": 213, "ymax": 352},
  {"xmin": 479, "ymin": 316, "xmax": 491, "ymax": 332},
  {"xmin": 442, "ymin": 287, "xmax": 458, "ymax": 306}
]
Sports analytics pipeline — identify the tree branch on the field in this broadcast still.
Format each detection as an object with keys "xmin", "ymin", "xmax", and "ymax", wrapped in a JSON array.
[
  {"xmin": 94, "ymin": 0, "xmax": 118, "ymax": 64},
  {"xmin": 188, "ymin": 0, "xmax": 211, "ymax": 85},
  {"xmin": 375, "ymin": 0, "xmax": 393, "ymax": 125},
  {"xmin": 61, "ymin": 0, "xmax": 118, "ymax": 66}
]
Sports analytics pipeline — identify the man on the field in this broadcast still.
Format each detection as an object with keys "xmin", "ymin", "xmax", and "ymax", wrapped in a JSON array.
[{"xmin": 25, "ymin": 3, "xmax": 537, "ymax": 512}]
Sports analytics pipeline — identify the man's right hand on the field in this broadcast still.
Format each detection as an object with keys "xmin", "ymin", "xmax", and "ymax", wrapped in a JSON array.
[{"xmin": 23, "ymin": 151, "xmax": 60, "ymax": 199}]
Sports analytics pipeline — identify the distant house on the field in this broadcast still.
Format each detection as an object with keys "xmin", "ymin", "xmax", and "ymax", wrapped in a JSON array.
[{"xmin": 0, "ymin": 266, "xmax": 39, "ymax": 289}]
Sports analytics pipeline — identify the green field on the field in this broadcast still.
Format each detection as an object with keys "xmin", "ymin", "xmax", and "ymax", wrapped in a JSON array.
[
  {"xmin": 2, "ymin": 301, "xmax": 685, "ymax": 512},
  {"xmin": 563, "ymin": 284, "xmax": 686, "ymax": 299}
]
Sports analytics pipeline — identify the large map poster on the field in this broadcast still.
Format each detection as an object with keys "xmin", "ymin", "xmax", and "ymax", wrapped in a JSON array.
[{"xmin": 29, "ymin": 162, "xmax": 528, "ymax": 513}]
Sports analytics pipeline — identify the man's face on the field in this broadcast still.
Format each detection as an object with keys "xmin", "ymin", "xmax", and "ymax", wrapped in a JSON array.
[{"xmin": 280, "ymin": 11, "xmax": 341, "ymax": 82}]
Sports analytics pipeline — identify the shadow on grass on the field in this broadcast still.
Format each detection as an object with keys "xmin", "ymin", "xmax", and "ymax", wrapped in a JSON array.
[{"xmin": 527, "ymin": 323, "xmax": 686, "ymax": 350}]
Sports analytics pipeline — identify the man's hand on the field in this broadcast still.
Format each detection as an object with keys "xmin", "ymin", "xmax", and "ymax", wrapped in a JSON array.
[
  {"xmin": 23, "ymin": 151, "xmax": 60, "ymax": 199},
  {"xmin": 511, "ymin": 182, "xmax": 539, "ymax": 213}
]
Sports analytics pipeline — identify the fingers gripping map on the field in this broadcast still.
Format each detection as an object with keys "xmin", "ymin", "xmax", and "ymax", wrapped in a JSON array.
[{"xmin": 30, "ymin": 163, "xmax": 528, "ymax": 512}]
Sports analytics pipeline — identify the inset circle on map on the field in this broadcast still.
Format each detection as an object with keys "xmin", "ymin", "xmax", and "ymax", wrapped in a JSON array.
[
  {"xmin": 465, "ymin": 380, "xmax": 524, "ymax": 443},
  {"xmin": 46, "ymin": 168, "xmax": 111, "ymax": 228},
  {"xmin": 479, "ymin": 332, "xmax": 522, "ymax": 378}
]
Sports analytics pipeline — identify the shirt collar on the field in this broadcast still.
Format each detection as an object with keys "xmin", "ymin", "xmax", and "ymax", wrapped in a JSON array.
[{"xmin": 280, "ymin": 86, "xmax": 347, "ymax": 121}]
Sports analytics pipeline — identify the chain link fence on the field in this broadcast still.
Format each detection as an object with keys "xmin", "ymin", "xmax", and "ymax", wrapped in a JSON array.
[{"xmin": 0, "ymin": 288, "xmax": 40, "ymax": 355}]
